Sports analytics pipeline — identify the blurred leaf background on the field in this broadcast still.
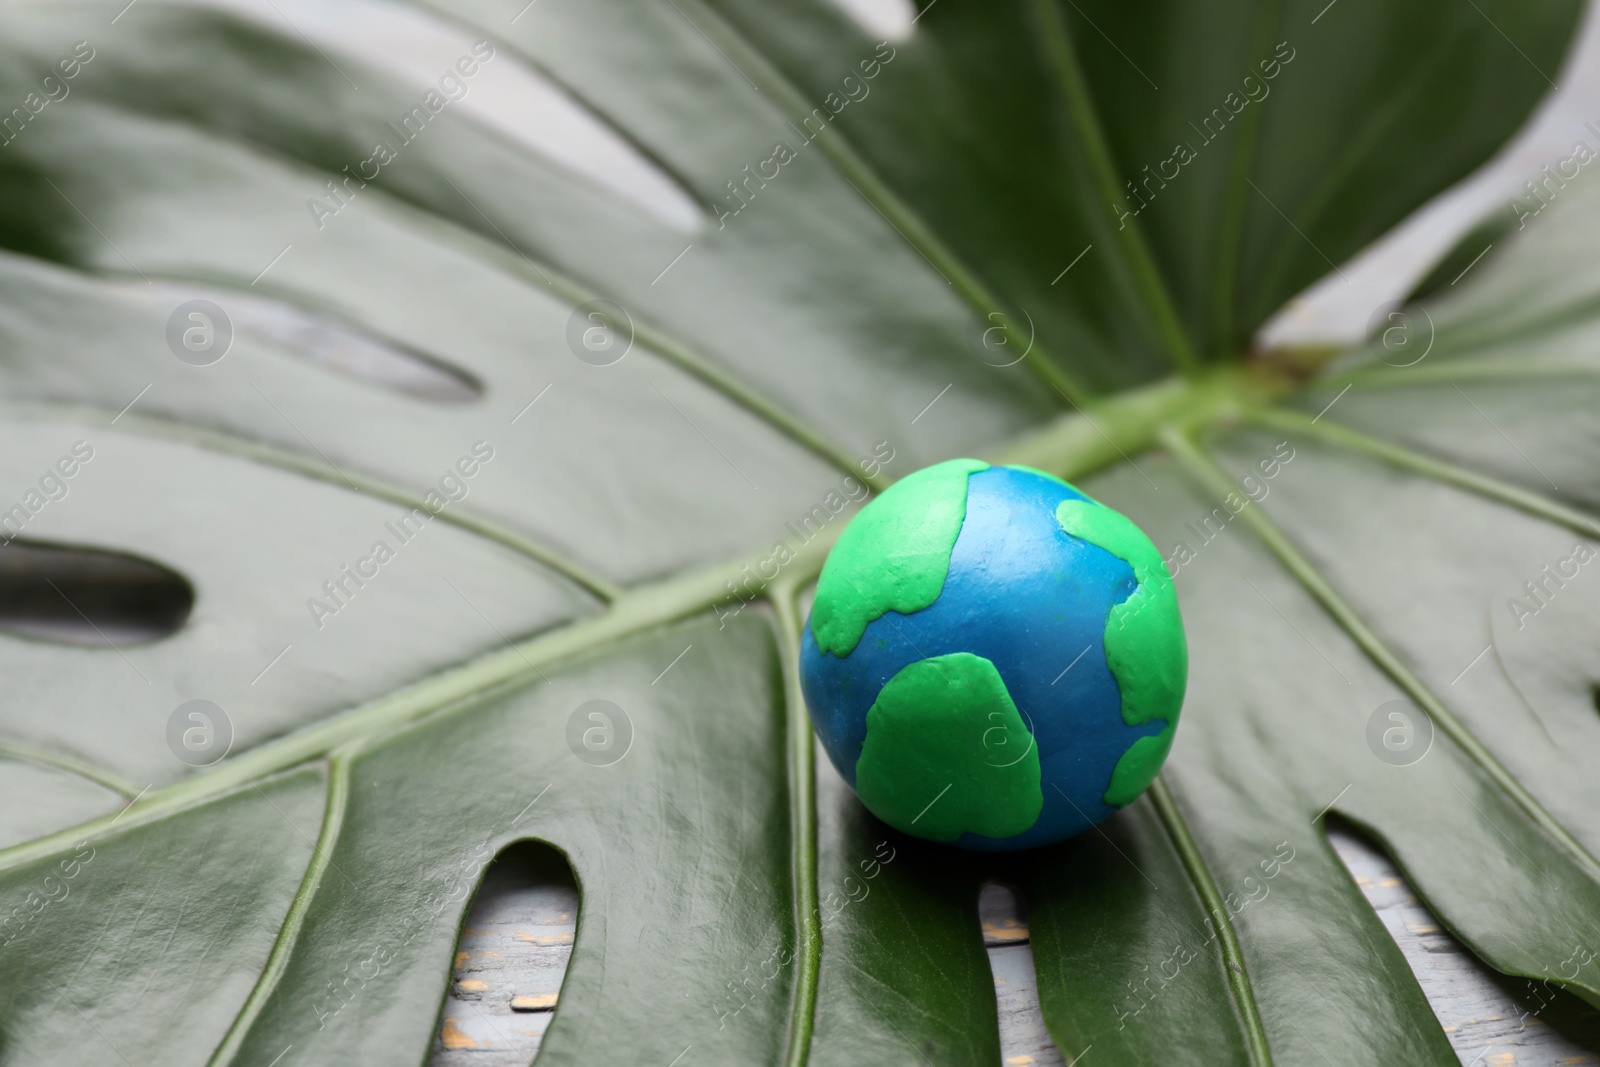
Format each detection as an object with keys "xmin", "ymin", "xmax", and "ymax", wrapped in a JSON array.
[{"xmin": 2, "ymin": 1, "xmax": 1600, "ymax": 1064}]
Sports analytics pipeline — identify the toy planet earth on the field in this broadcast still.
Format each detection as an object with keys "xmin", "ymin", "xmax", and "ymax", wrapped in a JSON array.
[{"xmin": 800, "ymin": 459, "xmax": 1186, "ymax": 851}]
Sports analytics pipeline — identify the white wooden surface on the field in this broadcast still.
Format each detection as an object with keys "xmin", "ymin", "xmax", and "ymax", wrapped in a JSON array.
[
  {"xmin": 428, "ymin": 830, "xmax": 1600, "ymax": 1066},
  {"xmin": 1329, "ymin": 827, "xmax": 1600, "ymax": 1067},
  {"xmin": 981, "ymin": 884, "xmax": 1067, "ymax": 1067},
  {"xmin": 428, "ymin": 850, "xmax": 575, "ymax": 1065},
  {"xmin": 424, "ymin": 860, "xmax": 1066, "ymax": 1066}
]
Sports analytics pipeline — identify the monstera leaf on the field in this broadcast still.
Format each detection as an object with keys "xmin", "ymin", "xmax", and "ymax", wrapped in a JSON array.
[{"xmin": 0, "ymin": 0, "xmax": 1595, "ymax": 1063}]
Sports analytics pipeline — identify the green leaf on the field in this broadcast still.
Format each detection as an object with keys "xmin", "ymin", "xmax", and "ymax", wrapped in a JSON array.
[{"xmin": 0, "ymin": 0, "xmax": 1594, "ymax": 1064}]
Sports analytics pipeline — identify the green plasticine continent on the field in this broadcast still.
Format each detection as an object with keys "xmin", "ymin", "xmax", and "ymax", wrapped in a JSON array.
[
  {"xmin": 1103, "ymin": 731, "xmax": 1176, "ymax": 807},
  {"xmin": 1053, "ymin": 498, "xmax": 1186, "ymax": 725},
  {"xmin": 1054, "ymin": 499, "xmax": 1186, "ymax": 806},
  {"xmin": 809, "ymin": 457, "xmax": 989, "ymax": 657},
  {"xmin": 854, "ymin": 653, "xmax": 1043, "ymax": 842}
]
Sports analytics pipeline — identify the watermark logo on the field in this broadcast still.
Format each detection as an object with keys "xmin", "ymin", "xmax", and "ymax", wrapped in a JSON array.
[
  {"xmin": 1365, "ymin": 698, "xmax": 1432, "ymax": 767},
  {"xmin": 965, "ymin": 304, "xmax": 1033, "ymax": 368},
  {"xmin": 307, "ymin": 43, "xmax": 497, "ymax": 232},
  {"xmin": 1110, "ymin": 41, "xmax": 1296, "ymax": 230},
  {"xmin": 1363, "ymin": 300, "xmax": 1433, "ymax": 368},
  {"xmin": 0, "ymin": 40, "xmax": 95, "ymax": 149},
  {"xmin": 166, "ymin": 300, "xmax": 233, "ymax": 366},
  {"xmin": 981, "ymin": 709, "xmax": 1036, "ymax": 768},
  {"xmin": 167, "ymin": 699, "xmax": 233, "ymax": 766},
  {"xmin": 1507, "ymin": 541, "xmax": 1597, "ymax": 630},
  {"xmin": 712, "ymin": 41, "xmax": 897, "ymax": 231},
  {"xmin": 566, "ymin": 699, "xmax": 632, "ymax": 767},
  {"xmin": 566, "ymin": 300, "xmax": 633, "ymax": 367}
]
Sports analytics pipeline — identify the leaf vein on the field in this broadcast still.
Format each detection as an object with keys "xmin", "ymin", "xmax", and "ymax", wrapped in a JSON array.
[
  {"xmin": 206, "ymin": 756, "xmax": 351, "ymax": 1066},
  {"xmin": 1163, "ymin": 426, "xmax": 1600, "ymax": 891},
  {"xmin": 1147, "ymin": 777, "xmax": 1276, "ymax": 1067}
]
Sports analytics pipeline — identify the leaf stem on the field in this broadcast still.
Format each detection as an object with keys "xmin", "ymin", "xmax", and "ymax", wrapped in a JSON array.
[
  {"xmin": 770, "ymin": 580, "xmax": 821, "ymax": 1067},
  {"xmin": 993, "ymin": 366, "xmax": 1259, "ymax": 473},
  {"xmin": 0, "ymin": 371, "xmax": 1229, "ymax": 874},
  {"xmin": 0, "ymin": 549, "xmax": 787, "ymax": 873},
  {"xmin": 1147, "ymin": 777, "xmax": 1275, "ymax": 1067}
]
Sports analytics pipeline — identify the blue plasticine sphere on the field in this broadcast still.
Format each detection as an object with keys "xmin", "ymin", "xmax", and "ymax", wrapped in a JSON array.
[{"xmin": 800, "ymin": 460, "xmax": 1186, "ymax": 851}]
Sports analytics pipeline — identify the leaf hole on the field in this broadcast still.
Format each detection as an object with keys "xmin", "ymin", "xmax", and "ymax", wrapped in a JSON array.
[
  {"xmin": 142, "ymin": 282, "xmax": 483, "ymax": 403},
  {"xmin": 0, "ymin": 154, "xmax": 81, "ymax": 265},
  {"xmin": 1326, "ymin": 816, "xmax": 1600, "ymax": 1059},
  {"xmin": 827, "ymin": 0, "xmax": 917, "ymax": 40},
  {"xmin": 429, "ymin": 840, "xmax": 579, "ymax": 1064},
  {"xmin": 0, "ymin": 540, "xmax": 194, "ymax": 646},
  {"xmin": 158, "ymin": 0, "xmax": 702, "ymax": 231},
  {"xmin": 980, "ymin": 881, "xmax": 1070, "ymax": 1066}
]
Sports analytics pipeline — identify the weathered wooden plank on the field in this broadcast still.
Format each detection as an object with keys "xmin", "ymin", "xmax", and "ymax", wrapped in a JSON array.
[
  {"xmin": 1329, "ymin": 826, "xmax": 1600, "ymax": 1067},
  {"xmin": 982, "ymin": 884, "xmax": 1068, "ymax": 1067},
  {"xmin": 429, "ymin": 849, "xmax": 577, "ymax": 1065},
  {"xmin": 427, "ymin": 828, "xmax": 1600, "ymax": 1067}
]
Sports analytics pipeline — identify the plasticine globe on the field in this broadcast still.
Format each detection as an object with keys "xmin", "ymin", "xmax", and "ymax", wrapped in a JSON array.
[{"xmin": 800, "ymin": 459, "xmax": 1186, "ymax": 851}]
